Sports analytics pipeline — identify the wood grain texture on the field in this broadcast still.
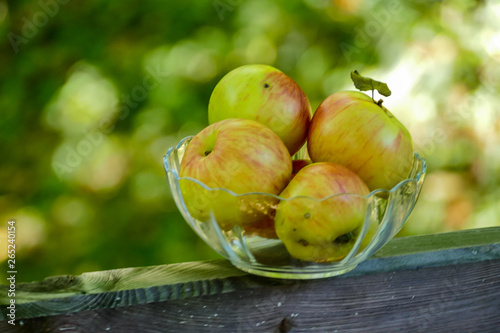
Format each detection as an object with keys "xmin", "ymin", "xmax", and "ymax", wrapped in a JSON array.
[
  {"xmin": 0, "ymin": 260, "xmax": 246, "ymax": 305},
  {"xmin": 374, "ymin": 226, "xmax": 500, "ymax": 257},
  {"xmin": 1, "ymin": 259, "xmax": 499, "ymax": 333},
  {"xmin": 0, "ymin": 227, "xmax": 499, "ymax": 331}
]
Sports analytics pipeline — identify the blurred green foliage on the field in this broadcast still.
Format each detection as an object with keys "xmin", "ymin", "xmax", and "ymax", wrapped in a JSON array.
[{"xmin": 0, "ymin": 0, "xmax": 499, "ymax": 282}]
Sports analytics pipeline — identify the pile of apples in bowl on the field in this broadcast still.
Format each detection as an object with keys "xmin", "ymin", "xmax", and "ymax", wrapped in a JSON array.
[{"xmin": 163, "ymin": 65, "xmax": 427, "ymax": 279}]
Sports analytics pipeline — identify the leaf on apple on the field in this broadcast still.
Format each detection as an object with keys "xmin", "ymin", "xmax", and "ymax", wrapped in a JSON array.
[{"xmin": 350, "ymin": 70, "xmax": 392, "ymax": 97}]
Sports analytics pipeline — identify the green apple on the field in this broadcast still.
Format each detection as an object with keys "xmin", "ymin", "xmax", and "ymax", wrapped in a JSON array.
[
  {"xmin": 179, "ymin": 118, "xmax": 292, "ymax": 230},
  {"xmin": 307, "ymin": 91, "xmax": 414, "ymax": 191},
  {"xmin": 208, "ymin": 64, "xmax": 312, "ymax": 156},
  {"xmin": 275, "ymin": 162, "xmax": 370, "ymax": 262}
]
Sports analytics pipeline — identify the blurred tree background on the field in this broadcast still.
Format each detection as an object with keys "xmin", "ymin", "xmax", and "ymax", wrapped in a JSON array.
[{"xmin": 0, "ymin": 0, "xmax": 499, "ymax": 283}]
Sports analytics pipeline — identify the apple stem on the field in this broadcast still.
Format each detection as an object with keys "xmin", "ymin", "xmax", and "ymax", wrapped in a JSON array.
[{"xmin": 370, "ymin": 88, "xmax": 384, "ymax": 107}]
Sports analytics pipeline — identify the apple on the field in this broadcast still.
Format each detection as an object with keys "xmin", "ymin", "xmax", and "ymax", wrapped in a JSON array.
[
  {"xmin": 274, "ymin": 162, "xmax": 370, "ymax": 262},
  {"xmin": 243, "ymin": 214, "xmax": 278, "ymax": 239},
  {"xmin": 292, "ymin": 159, "xmax": 312, "ymax": 178},
  {"xmin": 179, "ymin": 118, "xmax": 292, "ymax": 230},
  {"xmin": 242, "ymin": 159, "xmax": 312, "ymax": 239},
  {"xmin": 208, "ymin": 64, "xmax": 312, "ymax": 156},
  {"xmin": 307, "ymin": 91, "xmax": 414, "ymax": 191}
]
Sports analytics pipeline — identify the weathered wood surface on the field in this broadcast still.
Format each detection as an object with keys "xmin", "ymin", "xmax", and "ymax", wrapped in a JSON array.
[{"xmin": 1, "ymin": 227, "xmax": 499, "ymax": 332}]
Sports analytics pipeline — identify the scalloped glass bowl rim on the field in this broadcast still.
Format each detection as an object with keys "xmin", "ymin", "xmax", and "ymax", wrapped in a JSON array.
[{"xmin": 163, "ymin": 135, "xmax": 427, "ymax": 201}]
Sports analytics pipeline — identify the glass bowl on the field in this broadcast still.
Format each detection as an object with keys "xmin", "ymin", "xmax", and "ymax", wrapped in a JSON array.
[{"xmin": 163, "ymin": 136, "xmax": 427, "ymax": 279}]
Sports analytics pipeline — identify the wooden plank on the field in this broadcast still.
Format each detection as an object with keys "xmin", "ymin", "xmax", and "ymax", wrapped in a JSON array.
[
  {"xmin": 375, "ymin": 226, "xmax": 500, "ymax": 257},
  {"xmin": 0, "ymin": 227, "xmax": 499, "ymax": 329},
  {"xmin": 0, "ymin": 260, "xmax": 246, "ymax": 305},
  {"xmin": 3, "ymin": 227, "xmax": 499, "ymax": 303},
  {"xmin": 2, "ymin": 243, "xmax": 499, "ymax": 322},
  {"xmin": 1, "ymin": 259, "xmax": 499, "ymax": 332}
]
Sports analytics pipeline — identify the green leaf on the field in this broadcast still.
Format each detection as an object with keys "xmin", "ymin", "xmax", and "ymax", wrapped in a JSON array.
[{"xmin": 350, "ymin": 70, "xmax": 392, "ymax": 97}]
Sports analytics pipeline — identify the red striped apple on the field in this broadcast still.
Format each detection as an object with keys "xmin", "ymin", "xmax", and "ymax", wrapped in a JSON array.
[
  {"xmin": 307, "ymin": 91, "xmax": 413, "ymax": 191},
  {"xmin": 243, "ymin": 214, "xmax": 278, "ymax": 239},
  {"xmin": 242, "ymin": 158, "xmax": 313, "ymax": 239},
  {"xmin": 292, "ymin": 159, "xmax": 312, "ymax": 179},
  {"xmin": 275, "ymin": 162, "xmax": 370, "ymax": 262},
  {"xmin": 179, "ymin": 118, "xmax": 292, "ymax": 230},
  {"xmin": 208, "ymin": 64, "xmax": 312, "ymax": 156}
]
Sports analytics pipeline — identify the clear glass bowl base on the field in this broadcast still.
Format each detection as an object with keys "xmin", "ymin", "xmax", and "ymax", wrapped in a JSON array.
[{"xmin": 233, "ymin": 261, "xmax": 358, "ymax": 279}]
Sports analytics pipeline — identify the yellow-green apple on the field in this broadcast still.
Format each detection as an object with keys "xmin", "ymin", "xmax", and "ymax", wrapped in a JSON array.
[
  {"xmin": 179, "ymin": 118, "xmax": 292, "ymax": 230},
  {"xmin": 275, "ymin": 162, "xmax": 370, "ymax": 262},
  {"xmin": 307, "ymin": 91, "xmax": 413, "ymax": 191},
  {"xmin": 208, "ymin": 64, "xmax": 312, "ymax": 156}
]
